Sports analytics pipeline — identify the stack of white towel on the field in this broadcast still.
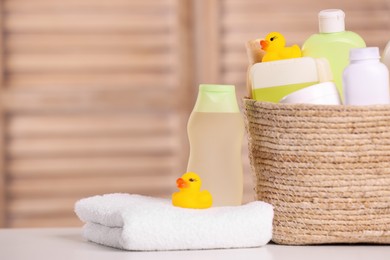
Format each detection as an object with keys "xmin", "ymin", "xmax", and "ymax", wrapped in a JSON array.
[{"xmin": 75, "ymin": 193, "xmax": 273, "ymax": 251}]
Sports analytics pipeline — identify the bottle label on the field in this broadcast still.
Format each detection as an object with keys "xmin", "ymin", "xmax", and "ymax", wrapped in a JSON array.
[{"xmin": 252, "ymin": 82, "xmax": 317, "ymax": 103}]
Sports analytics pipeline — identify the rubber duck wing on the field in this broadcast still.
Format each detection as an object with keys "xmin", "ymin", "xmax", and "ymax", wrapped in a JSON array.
[
  {"xmin": 281, "ymin": 45, "xmax": 301, "ymax": 59},
  {"xmin": 199, "ymin": 190, "xmax": 213, "ymax": 207}
]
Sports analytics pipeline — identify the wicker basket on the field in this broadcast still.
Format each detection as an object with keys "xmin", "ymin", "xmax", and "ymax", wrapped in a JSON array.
[{"xmin": 243, "ymin": 99, "xmax": 390, "ymax": 245}]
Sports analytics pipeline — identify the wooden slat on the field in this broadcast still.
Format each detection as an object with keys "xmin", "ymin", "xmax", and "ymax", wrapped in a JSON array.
[
  {"xmin": 7, "ymin": 72, "xmax": 176, "ymax": 90},
  {"xmin": 222, "ymin": 70, "xmax": 245, "ymax": 85},
  {"xmin": 7, "ymin": 198, "xmax": 86, "ymax": 217},
  {"xmin": 345, "ymin": 11, "xmax": 390, "ymax": 30},
  {"xmin": 5, "ymin": 0, "xmax": 175, "ymax": 13},
  {"xmin": 8, "ymin": 156, "xmax": 177, "ymax": 178},
  {"xmin": 9, "ymin": 215, "xmax": 82, "ymax": 228},
  {"xmin": 0, "ymin": 0, "xmax": 5, "ymax": 227},
  {"xmin": 7, "ymin": 52, "xmax": 173, "ymax": 73},
  {"xmin": 222, "ymin": 51, "xmax": 249, "ymax": 70},
  {"xmin": 8, "ymin": 135, "xmax": 179, "ymax": 158},
  {"xmin": 7, "ymin": 114, "xmax": 178, "ymax": 138},
  {"xmin": 8, "ymin": 174, "xmax": 175, "ymax": 200},
  {"xmin": 2, "ymin": 88, "xmax": 178, "ymax": 113},
  {"xmin": 222, "ymin": 12, "xmax": 317, "ymax": 32},
  {"xmin": 5, "ymin": 13, "xmax": 173, "ymax": 33},
  {"xmin": 6, "ymin": 33, "xmax": 173, "ymax": 54},
  {"xmin": 221, "ymin": 72, "xmax": 246, "ymax": 86},
  {"xmin": 223, "ymin": 0, "xmax": 388, "ymax": 13}
]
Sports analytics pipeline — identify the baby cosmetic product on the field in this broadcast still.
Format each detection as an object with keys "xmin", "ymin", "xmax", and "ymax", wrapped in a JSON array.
[
  {"xmin": 280, "ymin": 82, "xmax": 341, "ymax": 105},
  {"xmin": 187, "ymin": 84, "xmax": 244, "ymax": 207},
  {"xmin": 250, "ymin": 57, "xmax": 333, "ymax": 102},
  {"xmin": 343, "ymin": 47, "xmax": 390, "ymax": 105},
  {"xmin": 302, "ymin": 9, "xmax": 366, "ymax": 99}
]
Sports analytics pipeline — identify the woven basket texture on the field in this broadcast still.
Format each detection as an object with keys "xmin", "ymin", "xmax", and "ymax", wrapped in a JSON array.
[{"xmin": 243, "ymin": 99, "xmax": 390, "ymax": 245}]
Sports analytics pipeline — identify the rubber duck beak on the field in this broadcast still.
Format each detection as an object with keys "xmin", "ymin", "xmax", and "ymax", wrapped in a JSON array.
[
  {"xmin": 260, "ymin": 40, "xmax": 269, "ymax": 51},
  {"xmin": 176, "ymin": 178, "xmax": 188, "ymax": 189}
]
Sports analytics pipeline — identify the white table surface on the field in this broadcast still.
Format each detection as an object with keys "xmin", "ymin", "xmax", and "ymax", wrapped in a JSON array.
[{"xmin": 0, "ymin": 228, "xmax": 389, "ymax": 260}]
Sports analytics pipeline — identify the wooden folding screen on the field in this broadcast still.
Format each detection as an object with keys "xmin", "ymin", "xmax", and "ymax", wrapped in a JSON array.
[{"xmin": 0, "ymin": 0, "xmax": 389, "ymax": 227}]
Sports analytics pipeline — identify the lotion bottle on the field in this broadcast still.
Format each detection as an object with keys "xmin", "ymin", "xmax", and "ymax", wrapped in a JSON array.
[
  {"xmin": 187, "ymin": 84, "xmax": 244, "ymax": 206},
  {"xmin": 302, "ymin": 9, "xmax": 366, "ymax": 99}
]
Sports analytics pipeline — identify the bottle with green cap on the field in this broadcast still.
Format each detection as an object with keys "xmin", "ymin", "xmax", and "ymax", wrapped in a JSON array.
[
  {"xmin": 302, "ymin": 9, "xmax": 366, "ymax": 100},
  {"xmin": 186, "ymin": 84, "xmax": 244, "ymax": 206}
]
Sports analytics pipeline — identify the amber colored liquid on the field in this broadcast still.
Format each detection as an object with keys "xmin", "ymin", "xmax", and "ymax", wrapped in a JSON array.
[{"xmin": 186, "ymin": 112, "xmax": 244, "ymax": 206}]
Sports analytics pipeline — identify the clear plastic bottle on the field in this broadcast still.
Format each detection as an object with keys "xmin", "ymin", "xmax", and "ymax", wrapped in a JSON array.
[
  {"xmin": 302, "ymin": 9, "xmax": 366, "ymax": 99},
  {"xmin": 186, "ymin": 84, "xmax": 244, "ymax": 207},
  {"xmin": 343, "ymin": 47, "xmax": 390, "ymax": 105}
]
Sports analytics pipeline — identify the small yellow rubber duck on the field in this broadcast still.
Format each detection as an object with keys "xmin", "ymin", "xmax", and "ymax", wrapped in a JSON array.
[
  {"xmin": 172, "ymin": 172, "xmax": 212, "ymax": 209},
  {"xmin": 260, "ymin": 32, "xmax": 302, "ymax": 62}
]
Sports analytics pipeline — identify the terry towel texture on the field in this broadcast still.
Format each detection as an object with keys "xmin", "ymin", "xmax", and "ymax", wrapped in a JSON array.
[{"xmin": 74, "ymin": 193, "xmax": 273, "ymax": 251}]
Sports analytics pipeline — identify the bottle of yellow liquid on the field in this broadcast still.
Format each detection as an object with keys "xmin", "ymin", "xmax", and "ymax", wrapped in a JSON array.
[{"xmin": 186, "ymin": 84, "xmax": 244, "ymax": 207}]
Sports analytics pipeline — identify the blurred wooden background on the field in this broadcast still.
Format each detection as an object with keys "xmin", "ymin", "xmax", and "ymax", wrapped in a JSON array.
[{"xmin": 0, "ymin": 0, "xmax": 389, "ymax": 227}]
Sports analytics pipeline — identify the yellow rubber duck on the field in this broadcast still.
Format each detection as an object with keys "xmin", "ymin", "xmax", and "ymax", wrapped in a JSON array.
[
  {"xmin": 172, "ymin": 172, "xmax": 212, "ymax": 209},
  {"xmin": 260, "ymin": 32, "xmax": 302, "ymax": 62}
]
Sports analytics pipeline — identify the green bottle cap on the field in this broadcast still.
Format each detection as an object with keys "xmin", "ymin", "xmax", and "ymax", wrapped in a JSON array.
[{"xmin": 193, "ymin": 84, "xmax": 239, "ymax": 113}]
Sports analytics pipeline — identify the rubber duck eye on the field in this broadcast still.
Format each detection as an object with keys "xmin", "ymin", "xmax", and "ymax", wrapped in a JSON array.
[
  {"xmin": 189, "ymin": 178, "xmax": 196, "ymax": 182},
  {"xmin": 270, "ymin": 36, "xmax": 276, "ymax": 41}
]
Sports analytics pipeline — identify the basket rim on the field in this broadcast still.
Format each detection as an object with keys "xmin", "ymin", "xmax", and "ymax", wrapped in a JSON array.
[{"xmin": 243, "ymin": 98, "xmax": 390, "ymax": 113}]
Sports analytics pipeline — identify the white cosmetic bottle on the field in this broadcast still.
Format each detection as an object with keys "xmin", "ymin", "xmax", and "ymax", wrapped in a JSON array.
[{"xmin": 343, "ymin": 47, "xmax": 390, "ymax": 105}]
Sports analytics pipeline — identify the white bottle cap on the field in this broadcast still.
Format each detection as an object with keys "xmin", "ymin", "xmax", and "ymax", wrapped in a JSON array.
[
  {"xmin": 350, "ymin": 47, "xmax": 380, "ymax": 61},
  {"xmin": 318, "ymin": 9, "xmax": 345, "ymax": 33}
]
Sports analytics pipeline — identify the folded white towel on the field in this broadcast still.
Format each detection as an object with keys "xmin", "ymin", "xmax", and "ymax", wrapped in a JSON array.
[{"xmin": 75, "ymin": 193, "xmax": 273, "ymax": 251}]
